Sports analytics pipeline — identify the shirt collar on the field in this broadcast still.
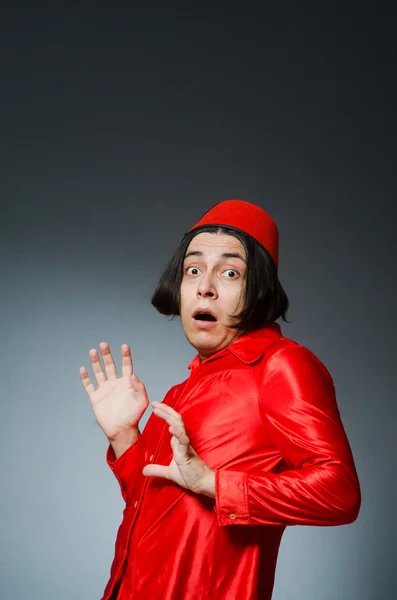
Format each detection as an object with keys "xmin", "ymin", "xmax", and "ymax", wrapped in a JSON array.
[{"xmin": 188, "ymin": 321, "xmax": 282, "ymax": 369}]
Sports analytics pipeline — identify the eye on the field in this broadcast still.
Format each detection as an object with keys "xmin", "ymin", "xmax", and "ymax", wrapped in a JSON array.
[
  {"xmin": 223, "ymin": 269, "xmax": 239, "ymax": 278},
  {"xmin": 186, "ymin": 266, "xmax": 201, "ymax": 276}
]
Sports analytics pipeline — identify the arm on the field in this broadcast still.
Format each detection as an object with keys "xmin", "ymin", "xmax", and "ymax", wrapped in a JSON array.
[
  {"xmin": 79, "ymin": 342, "xmax": 150, "ymax": 503},
  {"xmin": 107, "ymin": 431, "xmax": 143, "ymax": 502},
  {"xmin": 108, "ymin": 385, "xmax": 179, "ymax": 502},
  {"xmin": 214, "ymin": 344, "xmax": 361, "ymax": 526},
  {"xmin": 108, "ymin": 427, "xmax": 141, "ymax": 460}
]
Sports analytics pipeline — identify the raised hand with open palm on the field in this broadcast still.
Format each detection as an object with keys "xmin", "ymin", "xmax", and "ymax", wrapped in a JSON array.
[{"xmin": 79, "ymin": 342, "xmax": 149, "ymax": 458}]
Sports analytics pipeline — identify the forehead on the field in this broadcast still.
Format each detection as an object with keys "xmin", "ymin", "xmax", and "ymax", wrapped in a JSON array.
[{"xmin": 185, "ymin": 231, "xmax": 246, "ymax": 258}]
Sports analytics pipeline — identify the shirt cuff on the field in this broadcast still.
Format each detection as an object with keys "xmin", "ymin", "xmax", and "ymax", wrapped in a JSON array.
[
  {"xmin": 214, "ymin": 469, "xmax": 251, "ymax": 525},
  {"xmin": 106, "ymin": 435, "xmax": 142, "ymax": 497}
]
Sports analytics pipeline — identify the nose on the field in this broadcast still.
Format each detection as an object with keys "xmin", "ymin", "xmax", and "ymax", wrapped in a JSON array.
[{"xmin": 197, "ymin": 271, "xmax": 218, "ymax": 299}]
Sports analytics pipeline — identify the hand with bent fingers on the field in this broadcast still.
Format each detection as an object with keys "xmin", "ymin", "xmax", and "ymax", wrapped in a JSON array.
[
  {"xmin": 79, "ymin": 342, "xmax": 149, "ymax": 445},
  {"xmin": 143, "ymin": 402, "xmax": 215, "ymax": 498}
]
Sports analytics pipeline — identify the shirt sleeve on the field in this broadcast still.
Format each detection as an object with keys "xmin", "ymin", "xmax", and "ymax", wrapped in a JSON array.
[
  {"xmin": 106, "ymin": 434, "xmax": 144, "ymax": 502},
  {"xmin": 106, "ymin": 384, "xmax": 180, "ymax": 502},
  {"xmin": 214, "ymin": 344, "xmax": 361, "ymax": 527}
]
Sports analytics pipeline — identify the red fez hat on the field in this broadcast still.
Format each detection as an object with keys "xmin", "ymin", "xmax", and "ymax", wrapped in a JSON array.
[{"xmin": 189, "ymin": 199, "xmax": 279, "ymax": 268}]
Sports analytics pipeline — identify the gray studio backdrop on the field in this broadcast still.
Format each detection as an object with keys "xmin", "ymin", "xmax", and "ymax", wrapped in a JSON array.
[
  {"xmin": 1, "ymin": 5, "xmax": 396, "ymax": 599},
  {"xmin": 1, "ymin": 191, "xmax": 395, "ymax": 599}
]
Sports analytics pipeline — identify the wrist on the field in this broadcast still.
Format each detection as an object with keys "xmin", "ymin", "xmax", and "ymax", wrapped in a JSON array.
[
  {"xmin": 199, "ymin": 468, "xmax": 216, "ymax": 498},
  {"xmin": 109, "ymin": 428, "xmax": 140, "ymax": 459}
]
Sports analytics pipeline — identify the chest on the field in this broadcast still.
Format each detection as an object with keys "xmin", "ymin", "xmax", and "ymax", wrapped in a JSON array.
[{"xmin": 162, "ymin": 366, "xmax": 278, "ymax": 469}]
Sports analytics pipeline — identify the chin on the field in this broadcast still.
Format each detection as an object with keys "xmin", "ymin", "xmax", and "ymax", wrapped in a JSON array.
[
  {"xmin": 190, "ymin": 332, "xmax": 218, "ymax": 346},
  {"xmin": 187, "ymin": 331, "xmax": 230, "ymax": 358}
]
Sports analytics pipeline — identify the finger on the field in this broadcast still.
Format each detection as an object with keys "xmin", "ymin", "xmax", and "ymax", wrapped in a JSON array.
[
  {"xmin": 130, "ymin": 373, "xmax": 146, "ymax": 394},
  {"xmin": 153, "ymin": 406, "xmax": 185, "ymax": 432},
  {"xmin": 89, "ymin": 348, "xmax": 106, "ymax": 385},
  {"xmin": 120, "ymin": 344, "xmax": 133, "ymax": 378},
  {"xmin": 170, "ymin": 427, "xmax": 190, "ymax": 447},
  {"xmin": 152, "ymin": 402, "xmax": 183, "ymax": 422},
  {"xmin": 79, "ymin": 366, "xmax": 96, "ymax": 399},
  {"xmin": 170, "ymin": 425, "xmax": 189, "ymax": 442},
  {"xmin": 170, "ymin": 430, "xmax": 199, "ymax": 464},
  {"xmin": 142, "ymin": 464, "xmax": 170, "ymax": 479},
  {"xmin": 99, "ymin": 342, "xmax": 118, "ymax": 380}
]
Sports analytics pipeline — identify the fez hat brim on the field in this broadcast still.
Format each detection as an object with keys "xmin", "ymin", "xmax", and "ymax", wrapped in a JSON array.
[{"xmin": 189, "ymin": 199, "xmax": 279, "ymax": 268}]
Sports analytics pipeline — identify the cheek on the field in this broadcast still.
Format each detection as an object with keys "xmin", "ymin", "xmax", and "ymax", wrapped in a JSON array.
[
  {"xmin": 179, "ymin": 282, "xmax": 191, "ymax": 313},
  {"xmin": 227, "ymin": 282, "xmax": 245, "ymax": 309}
]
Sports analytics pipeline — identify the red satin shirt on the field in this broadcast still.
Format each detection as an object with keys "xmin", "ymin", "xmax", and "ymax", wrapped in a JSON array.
[{"xmin": 102, "ymin": 322, "xmax": 360, "ymax": 600}]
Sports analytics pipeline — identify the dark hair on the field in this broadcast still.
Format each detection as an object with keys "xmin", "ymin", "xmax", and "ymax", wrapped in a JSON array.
[{"xmin": 151, "ymin": 225, "xmax": 290, "ymax": 332}]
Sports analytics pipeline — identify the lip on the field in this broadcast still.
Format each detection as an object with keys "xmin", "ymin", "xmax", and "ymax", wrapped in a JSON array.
[
  {"xmin": 191, "ymin": 308, "xmax": 218, "ymax": 330},
  {"xmin": 192, "ymin": 308, "xmax": 218, "ymax": 320},
  {"xmin": 192, "ymin": 318, "xmax": 218, "ymax": 330}
]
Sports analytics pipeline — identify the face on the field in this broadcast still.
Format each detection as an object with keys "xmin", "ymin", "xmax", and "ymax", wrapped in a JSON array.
[{"xmin": 179, "ymin": 231, "xmax": 247, "ymax": 360}]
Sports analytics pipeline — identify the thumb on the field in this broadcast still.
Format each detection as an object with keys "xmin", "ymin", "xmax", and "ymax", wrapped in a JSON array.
[
  {"xmin": 142, "ymin": 464, "xmax": 169, "ymax": 479},
  {"xmin": 130, "ymin": 373, "xmax": 147, "ymax": 392}
]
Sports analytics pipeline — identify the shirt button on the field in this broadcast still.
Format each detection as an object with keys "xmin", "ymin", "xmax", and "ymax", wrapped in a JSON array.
[
  {"xmin": 134, "ymin": 501, "xmax": 138, "ymax": 508},
  {"xmin": 149, "ymin": 454, "xmax": 154, "ymax": 461},
  {"xmin": 229, "ymin": 513, "xmax": 237, "ymax": 520}
]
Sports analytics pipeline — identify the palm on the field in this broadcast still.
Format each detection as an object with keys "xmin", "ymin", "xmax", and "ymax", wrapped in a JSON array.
[
  {"xmin": 80, "ymin": 342, "xmax": 149, "ymax": 440},
  {"xmin": 159, "ymin": 456, "xmax": 186, "ymax": 489},
  {"xmin": 169, "ymin": 436, "xmax": 206, "ymax": 491},
  {"xmin": 90, "ymin": 375, "xmax": 148, "ymax": 439}
]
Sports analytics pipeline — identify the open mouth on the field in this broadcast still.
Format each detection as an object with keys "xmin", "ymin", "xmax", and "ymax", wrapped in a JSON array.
[{"xmin": 193, "ymin": 312, "xmax": 217, "ymax": 322}]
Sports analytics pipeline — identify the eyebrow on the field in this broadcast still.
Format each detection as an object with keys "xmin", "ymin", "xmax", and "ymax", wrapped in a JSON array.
[{"xmin": 184, "ymin": 250, "xmax": 246, "ymax": 263}]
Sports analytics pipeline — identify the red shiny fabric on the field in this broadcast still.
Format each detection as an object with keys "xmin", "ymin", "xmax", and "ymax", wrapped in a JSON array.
[
  {"xmin": 102, "ymin": 323, "xmax": 361, "ymax": 600},
  {"xmin": 190, "ymin": 199, "xmax": 279, "ymax": 268}
]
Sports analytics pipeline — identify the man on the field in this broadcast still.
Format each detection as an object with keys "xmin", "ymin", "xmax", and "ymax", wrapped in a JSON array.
[{"xmin": 80, "ymin": 199, "xmax": 361, "ymax": 600}]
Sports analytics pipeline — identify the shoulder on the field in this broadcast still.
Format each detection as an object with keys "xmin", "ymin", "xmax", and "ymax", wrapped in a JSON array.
[
  {"xmin": 262, "ymin": 336, "xmax": 335, "ymax": 390},
  {"xmin": 162, "ymin": 382, "xmax": 184, "ymax": 403}
]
